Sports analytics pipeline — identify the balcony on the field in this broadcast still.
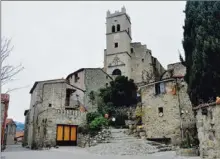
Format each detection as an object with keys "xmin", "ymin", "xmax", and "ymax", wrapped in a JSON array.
[{"xmin": 65, "ymin": 99, "xmax": 80, "ymax": 110}]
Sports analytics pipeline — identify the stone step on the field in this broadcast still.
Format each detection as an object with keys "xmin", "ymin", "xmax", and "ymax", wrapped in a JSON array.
[{"xmin": 110, "ymin": 139, "xmax": 144, "ymax": 143}]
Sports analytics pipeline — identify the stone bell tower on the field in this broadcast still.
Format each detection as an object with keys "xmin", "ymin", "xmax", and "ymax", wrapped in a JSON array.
[{"xmin": 104, "ymin": 6, "xmax": 132, "ymax": 79}]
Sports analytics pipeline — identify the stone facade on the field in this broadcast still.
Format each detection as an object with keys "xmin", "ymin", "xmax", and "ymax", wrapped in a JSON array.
[
  {"xmin": 195, "ymin": 103, "xmax": 220, "ymax": 159},
  {"xmin": 5, "ymin": 119, "xmax": 17, "ymax": 145},
  {"xmin": 104, "ymin": 7, "xmax": 165, "ymax": 83},
  {"xmin": 140, "ymin": 62, "xmax": 196, "ymax": 145},
  {"xmin": 66, "ymin": 68, "xmax": 112, "ymax": 112},
  {"xmin": 35, "ymin": 108, "xmax": 86, "ymax": 147},
  {"xmin": 1, "ymin": 94, "xmax": 9, "ymax": 149},
  {"xmin": 23, "ymin": 109, "xmax": 30, "ymax": 146},
  {"xmin": 25, "ymin": 68, "xmax": 111, "ymax": 148}
]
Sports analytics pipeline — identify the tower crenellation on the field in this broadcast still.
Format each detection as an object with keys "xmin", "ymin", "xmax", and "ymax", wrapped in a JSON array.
[{"xmin": 106, "ymin": 6, "xmax": 130, "ymax": 20}]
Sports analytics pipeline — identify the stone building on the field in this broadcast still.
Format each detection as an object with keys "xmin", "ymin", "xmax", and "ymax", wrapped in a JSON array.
[
  {"xmin": 5, "ymin": 119, "xmax": 17, "ymax": 145},
  {"xmin": 1, "ymin": 94, "xmax": 10, "ymax": 150},
  {"xmin": 23, "ymin": 109, "xmax": 30, "ymax": 146},
  {"xmin": 194, "ymin": 102, "xmax": 220, "ymax": 159},
  {"xmin": 140, "ymin": 62, "xmax": 196, "ymax": 145},
  {"xmin": 66, "ymin": 68, "xmax": 112, "ymax": 112},
  {"xmin": 103, "ymin": 7, "xmax": 165, "ymax": 83},
  {"xmin": 25, "ymin": 68, "xmax": 112, "ymax": 148},
  {"xmin": 24, "ymin": 7, "xmax": 185, "ymax": 148}
]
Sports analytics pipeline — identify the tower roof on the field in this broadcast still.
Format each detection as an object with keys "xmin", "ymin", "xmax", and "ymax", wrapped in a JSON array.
[{"xmin": 106, "ymin": 6, "xmax": 130, "ymax": 21}]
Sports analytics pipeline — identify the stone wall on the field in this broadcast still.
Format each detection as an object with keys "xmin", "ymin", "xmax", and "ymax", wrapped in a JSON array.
[
  {"xmin": 167, "ymin": 62, "xmax": 186, "ymax": 77},
  {"xmin": 67, "ymin": 69, "xmax": 86, "ymax": 90},
  {"xmin": 84, "ymin": 68, "xmax": 112, "ymax": 112},
  {"xmin": 141, "ymin": 78, "xmax": 196, "ymax": 145},
  {"xmin": 130, "ymin": 42, "xmax": 154, "ymax": 83},
  {"xmin": 27, "ymin": 79, "xmax": 87, "ymax": 147},
  {"xmin": 1, "ymin": 103, "xmax": 6, "ymax": 132},
  {"xmin": 195, "ymin": 103, "xmax": 220, "ymax": 159},
  {"xmin": 35, "ymin": 108, "xmax": 87, "ymax": 147},
  {"xmin": 23, "ymin": 110, "xmax": 30, "ymax": 146},
  {"xmin": 6, "ymin": 121, "xmax": 17, "ymax": 145},
  {"xmin": 77, "ymin": 129, "xmax": 112, "ymax": 148}
]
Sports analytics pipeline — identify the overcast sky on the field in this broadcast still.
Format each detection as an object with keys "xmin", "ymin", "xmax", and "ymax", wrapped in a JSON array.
[{"xmin": 2, "ymin": 1, "xmax": 186, "ymax": 122}]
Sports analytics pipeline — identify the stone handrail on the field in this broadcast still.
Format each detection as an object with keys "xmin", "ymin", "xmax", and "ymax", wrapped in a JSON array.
[{"xmin": 37, "ymin": 108, "xmax": 86, "ymax": 119}]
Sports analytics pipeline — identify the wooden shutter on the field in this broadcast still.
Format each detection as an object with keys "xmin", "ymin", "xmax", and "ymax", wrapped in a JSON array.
[
  {"xmin": 160, "ymin": 82, "xmax": 165, "ymax": 93},
  {"xmin": 70, "ymin": 126, "xmax": 77, "ymax": 141},
  {"xmin": 56, "ymin": 126, "xmax": 63, "ymax": 141},
  {"xmin": 64, "ymin": 126, "xmax": 70, "ymax": 141}
]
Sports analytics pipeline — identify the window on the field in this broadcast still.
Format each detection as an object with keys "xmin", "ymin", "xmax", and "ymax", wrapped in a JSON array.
[
  {"xmin": 155, "ymin": 83, "xmax": 161, "ymax": 95},
  {"xmin": 117, "ymin": 24, "xmax": 120, "ymax": 32},
  {"xmin": 114, "ymin": 42, "xmax": 118, "ymax": 48},
  {"xmin": 155, "ymin": 82, "xmax": 166, "ymax": 95},
  {"xmin": 112, "ymin": 25, "xmax": 115, "ymax": 33},
  {"xmin": 142, "ymin": 58, "xmax": 144, "ymax": 62},
  {"xmin": 202, "ymin": 108, "xmax": 208, "ymax": 116},
  {"xmin": 131, "ymin": 48, "xmax": 134, "ymax": 53},
  {"xmin": 65, "ymin": 89, "xmax": 72, "ymax": 106},
  {"xmin": 112, "ymin": 69, "xmax": 122, "ymax": 76},
  {"xmin": 158, "ymin": 107, "xmax": 163, "ymax": 113},
  {"xmin": 48, "ymin": 103, "xmax": 52, "ymax": 107},
  {"xmin": 74, "ymin": 73, "xmax": 79, "ymax": 82}
]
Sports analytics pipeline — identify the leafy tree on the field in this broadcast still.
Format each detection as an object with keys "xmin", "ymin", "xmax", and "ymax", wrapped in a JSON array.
[
  {"xmin": 180, "ymin": 1, "xmax": 220, "ymax": 106},
  {"xmin": 99, "ymin": 76, "xmax": 137, "ymax": 107}
]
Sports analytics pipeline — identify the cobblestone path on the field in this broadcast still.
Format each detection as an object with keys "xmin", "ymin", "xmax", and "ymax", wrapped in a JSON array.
[{"xmin": 86, "ymin": 128, "xmax": 159, "ymax": 156}]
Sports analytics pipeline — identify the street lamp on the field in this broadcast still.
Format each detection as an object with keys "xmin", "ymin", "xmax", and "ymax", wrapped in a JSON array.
[{"xmin": 112, "ymin": 117, "xmax": 116, "ymax": 128}]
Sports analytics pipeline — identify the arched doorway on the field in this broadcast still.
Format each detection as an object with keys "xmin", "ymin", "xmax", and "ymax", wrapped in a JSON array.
[{"xmin": 112, "ymin": 69, "xmax": 122, "ymax": 76}]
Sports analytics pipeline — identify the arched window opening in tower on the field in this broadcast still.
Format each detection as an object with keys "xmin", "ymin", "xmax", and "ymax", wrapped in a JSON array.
[
  {"xmin": 112, "ymin": 69, "xmax": 122, "ymax": 76},
  {"xmin": 112, "ymin": 25, "xmax": 116, "ymax": 33},
  {"xmin": 117, "ymin": 24, "xmax": 121, "ymax": 32}
]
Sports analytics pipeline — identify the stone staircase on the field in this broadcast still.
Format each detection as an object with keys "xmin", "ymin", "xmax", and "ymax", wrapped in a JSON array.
[
  {"xmin": 146, "ymin": 140, "xmax": 173, "ymax": 152},
  {"xmin": 87, "ymin": 128, "xmax": 173, "ymax": 156}
]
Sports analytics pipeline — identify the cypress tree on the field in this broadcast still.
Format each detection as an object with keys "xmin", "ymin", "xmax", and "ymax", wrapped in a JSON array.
[{"xmin": 181, "ymin": 1, "xmax": 220, "ymax": 106}]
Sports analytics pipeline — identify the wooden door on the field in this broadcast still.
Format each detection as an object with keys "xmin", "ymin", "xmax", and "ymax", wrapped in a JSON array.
[{"xmin": 56, "ymin": 125, "xmax": 77, "ymax": 146}]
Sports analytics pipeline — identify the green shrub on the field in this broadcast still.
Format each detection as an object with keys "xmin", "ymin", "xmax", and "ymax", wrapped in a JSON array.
[
  {"xmin": 89, "ymin": 116, "xmax": 108, "ymax": 135},
  {"xmin": 86, "ymin": 112, "xmax": 101, "ymax": 124}
]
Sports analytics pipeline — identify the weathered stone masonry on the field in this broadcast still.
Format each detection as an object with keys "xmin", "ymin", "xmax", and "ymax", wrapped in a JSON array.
[
  {"xmin": 194, "ymin": 103, "xmax": 220, "ymax": 159},
  {"xmin": 140, "ymin": 62, "xmax": 196, "ymax": 145}
]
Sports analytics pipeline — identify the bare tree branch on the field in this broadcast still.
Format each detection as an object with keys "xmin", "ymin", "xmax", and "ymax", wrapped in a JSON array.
[
  {"xmin": 1, "ymin": 37, "xmax": 24, "ymax": 86},
  {"xmin": 5, "ymin": 85, "xmax": 30, "ymax": 94}
]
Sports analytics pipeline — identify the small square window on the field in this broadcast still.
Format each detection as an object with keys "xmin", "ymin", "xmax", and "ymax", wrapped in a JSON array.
[
  {"xmin": 158, "ymin": 107, "xmax": 163, "ymax": 113},
  {"xmin": 202, "ymin": 108, "xmax": 208, "ymax": 116},
  {"xmin": 48, "ymin": 103, "xmax": 52, "ymax": 107},
  {"xmin": 74, "ymin": 74, "xmax": 79, "ymax": 82},
  {"xmin": 114, "ymin": 43, "xmax": 118, "ymax": 48}
]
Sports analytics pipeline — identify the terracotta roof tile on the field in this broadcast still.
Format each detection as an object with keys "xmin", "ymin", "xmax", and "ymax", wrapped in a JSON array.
[{"xmin": 16, "ymin": 131, "xmax": 24, "ymax": 138}]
